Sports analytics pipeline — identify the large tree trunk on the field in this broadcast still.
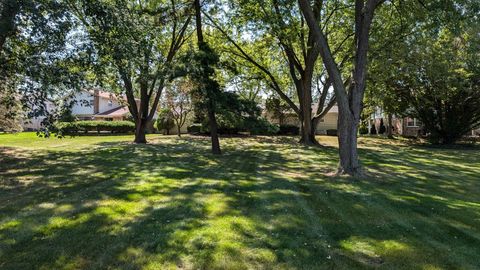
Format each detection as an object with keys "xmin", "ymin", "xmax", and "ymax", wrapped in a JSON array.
[
  {"xmin": 387, "ymin": 113, "xmax": 393, "ymax": 138},
  {"xmin": 208, "ymin": 106, "xmax": 221, "ymax": 154},
  {"xmin": 299, "ymin": 109, "xmax": 317, "ymax": 145},
  {"xmin": 337, "ymin": 110, "xmax": 361, "ymax": 175},
  {"xmin": 310, "ymin": 117, "xmax": 320, "ymax": 141},
  {"xmin": 134, "ymin": 118, "xmax": 147, "ymax": 144},
  {"xmin": 297, "ymin": 77, "xmax": 318, "ymax": 145},
  {"xmin": 298, "ymin": 0, "xmax": 381, "ymax": 176}
]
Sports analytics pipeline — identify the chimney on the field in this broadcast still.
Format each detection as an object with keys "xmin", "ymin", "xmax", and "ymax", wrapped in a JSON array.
[{"xmin": 93, "ymin": 89, "xmax": 100, "ymax": 114}]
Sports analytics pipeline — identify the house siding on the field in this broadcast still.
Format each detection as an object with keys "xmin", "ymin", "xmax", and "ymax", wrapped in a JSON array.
[
  {"xmin": 71, "ymin": 92, "xmax": 94, "ymax": 116},
  {"xmin": 316, "ymin": 113, "xmax": 338, "ymax": 133},
  {"xmin": 21, "ymin": 118, "xmax": 44, "ymax": 131},
  {"xmin": 21, "ymin": 102, "xmax": 55, "ymax": 131},
  {"xmin": 472, "ymin": 127, "xmax": 480, "ymax": 136},
  {"xmin": 98, "ymin": 96, "xmax": 122, "ymax": 114},
  {"xmin": 269, "ymin": 111, "xmax": 339, "ymax": 134}
]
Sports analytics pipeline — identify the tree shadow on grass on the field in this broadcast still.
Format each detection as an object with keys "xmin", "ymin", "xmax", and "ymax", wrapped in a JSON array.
[{"xmin": 0, "ymin": 137, "xmax": 479, "ymax": 269}]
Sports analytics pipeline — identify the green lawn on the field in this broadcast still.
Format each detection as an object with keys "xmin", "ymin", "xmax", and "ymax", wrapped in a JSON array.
[{"xmin": 1, "ymin": 133, "xmax": 479, "ymax": 269}]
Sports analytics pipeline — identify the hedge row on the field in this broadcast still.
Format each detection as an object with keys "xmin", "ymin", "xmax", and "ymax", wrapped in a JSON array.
[
  {"xmin": 277, "ymin": 124, "xmax": 299, "ymax": 135},
  {"xmin": 55, "ymin": 121, "xmax": 135, "ymax": 135}
]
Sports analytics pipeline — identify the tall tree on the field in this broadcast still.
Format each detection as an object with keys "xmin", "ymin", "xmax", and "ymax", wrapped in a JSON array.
[
  {"xmin": 367, "ymin": 0, "xmax": 480, "ymax": 143},
  {"xmin": 207, "ymin": 0, "xmax": 344, "ymax": 145},
  {"xmin": 1, "ymin": 0, "xmax": 77, "ymax": 132},
  {"xmin": 68, "ymin": 0, "xmax": 192, "ymax": 143},
  {"xmin": 389, "ymin": 4, "xmax": 480, "ymax": 144},
  {"xmin": 299, "ymin": 0, "xmax": 385, "ymax": 175},
  {"xmin": 191, "ymin": 0, "xmax": 221, "ymax": 154}
]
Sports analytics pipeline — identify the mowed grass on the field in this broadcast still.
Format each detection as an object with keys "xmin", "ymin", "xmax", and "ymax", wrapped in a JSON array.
[{"xmin": 0, "ymin": 133, "xmax": 479, "ymax": 270}]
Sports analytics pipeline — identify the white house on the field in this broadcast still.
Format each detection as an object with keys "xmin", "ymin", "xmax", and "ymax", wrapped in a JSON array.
[
  {"xmin": 313, "ymin": 104, "xmax": 338, "ymax": 133},
  {"xmin": 70, "ymin": 89, "xmax": 129, "ymax": 121},
  {"xmin": 21, "ymin": 101, "xmax": 56, "ymax": 131},
  {"xmin": 22, "ymin": 90, "xmax": 132, "ymax": 130}
]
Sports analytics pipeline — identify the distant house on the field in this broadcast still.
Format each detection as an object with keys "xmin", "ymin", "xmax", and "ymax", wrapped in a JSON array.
[
  {"xmin": 471, "ymin": 127, "xmax": 480, "ymax": 137},
  {"xmin": 275, "ymin": 104, "xmax": 425, "ymax": 137},
  {"xmin": 369, "ymin": 108, "xmax": 425, "ymax": 137},
  {"xmin": 374, "ymin": 116, "xmax": 424, "ymax": 137},
  {"xmin": 266, "ymin": 104, "xmax": 339, "ymax": 134},
  {"xmin": 22, "ymin": 90, "xmax": 134, "ymax": 131},
  {"xmin": 70, "ymin": 89, "xmax": 130, "ymax": 121},
  {"xmin": 313, "ymin": 104, "xmax": 338, "ymax": 133},
  {"xmin": 21, "ymin": 101, "xmax": 56, "ymax": 131},
  {"xmin": 372, "ymin": 115, "xmax": 480, "ymax": 138}
]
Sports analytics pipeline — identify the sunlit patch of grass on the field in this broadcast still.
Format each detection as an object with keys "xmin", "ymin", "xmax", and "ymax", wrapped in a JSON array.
[
  {"xmin": 0, "ymin": 133, "xmax": 479, "ymax": 269},
  {"xmin": 341, "ymin": 236, "xmax": 410, "ymax": 256}
]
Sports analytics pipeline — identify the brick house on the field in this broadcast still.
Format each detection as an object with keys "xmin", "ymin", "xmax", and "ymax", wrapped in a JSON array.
[{"xmin": 369, "ymin": 108, "xmax": 425, "ymax": 137}]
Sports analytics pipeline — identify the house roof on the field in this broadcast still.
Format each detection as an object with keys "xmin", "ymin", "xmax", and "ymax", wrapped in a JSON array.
[
  {"xmin": 97, "ymin": 91, "xmax": 116, "ymax": 99},
  {"xmin": 94, "ymin": 106, "xmax": 130, "ymax": 117},
  {"xmin": 86, "ymin": 89, "xmax": 141, "ymax": 102},
  {"xmin": 86, "ymin": 89, "xmax": 125, "ymax": 101},
  {"xmin": 312, "ymin": 104, "xmax": 338, "ymax": 113}
]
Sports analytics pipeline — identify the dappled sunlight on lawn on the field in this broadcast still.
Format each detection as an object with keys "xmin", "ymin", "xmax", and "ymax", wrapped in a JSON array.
[{"xmin": 0, "ymin": 134, "xmax": 479, "ymax": 269}]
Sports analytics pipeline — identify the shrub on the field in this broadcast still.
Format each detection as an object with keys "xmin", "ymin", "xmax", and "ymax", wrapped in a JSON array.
[
  {"xmin": 201, "ymin": 115, "xmax": 243, "ymax": 135},
  {"xmin": 359, "ymin": 122, "xmax": 369, "ymax": 135},
  {"xmin": 326, "ymin": 129, "xmax": 337, "ymax": 136},
  {"xmin": 199, "ymin": 116, "xmax": 279, "ymax": 136},
  {"xmin": 217, "ymin": 126, "xmax": 240, "ymax": 135},
  {"xmin": 155, "ymin": 109, "xmax": 175, "ymax": 134},
  {"xmin": 215, "ymin": 114, "xmax": 243, "ymax": 135},
  {"xmin": 278, "ymin": 124, "xmax": 299, "ymax": 135},
  {"xmin": 370, "ymin": 124, "xmax": 377, "ymax": 135},
  {"xmin": 187, "ymin": 123, "xmax": 204, "ymax": 134},
  {"xmin": 245, "ymin": 117, "xmax": 279, "ymax": 135},
  {"xmin": 55, "ymin": 121, "xmax": 135, "ymax": 135}
]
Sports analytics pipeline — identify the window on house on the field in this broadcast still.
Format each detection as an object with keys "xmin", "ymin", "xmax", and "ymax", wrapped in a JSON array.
[
  {"xmin": 319, "ymin": 118, "xmax": 325, "ymax": 123},
  {"xmin": 108, "ymin": 100, "xmax": 113, "ymax": 107},
  {"xmin": 407, "ymin": 118, "xmax": 421, "ymax": 127},
  {"xmin": 89, "ymin": 99, "xmax": 94, "ymax": 106}
]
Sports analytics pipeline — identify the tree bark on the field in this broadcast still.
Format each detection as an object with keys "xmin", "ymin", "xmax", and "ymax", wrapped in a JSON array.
[
  {"xmin": 387, "ymin": 113, "xmax": 393, "ymax": 138},
  {"xmin": 299, "ymin": 0, "xmax": 382, "ymax": 176},
  {"xmin": 134, "ymin": 118, "xmax": 147, "ymax": 144},
  {"xmin": 300, "ymin": 117, "xmax": 317, "ymax": 144},
  {"xmin": 195, "ymin": 0, "xmax": 221, "ymax": 154},
  {"xmin": 298, "ymin": 81, "xmax": 317, "ymax": 145},
  {"xmin": 337, "ymin": 110, "xmax": 361, "ymax": 175},
  {"xmin": 310, "ymin": 117, "xmax": 320, "ymax": 141},
  {"xmin": 208, "ymin": 105, "xmax": 221, "ymax": 154}
]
